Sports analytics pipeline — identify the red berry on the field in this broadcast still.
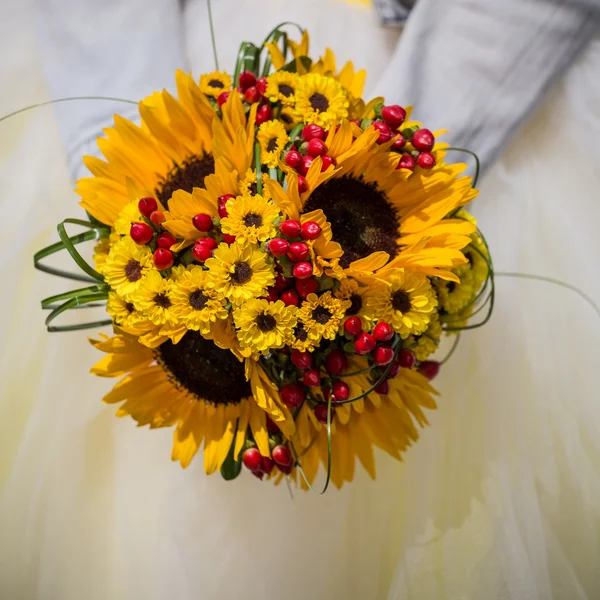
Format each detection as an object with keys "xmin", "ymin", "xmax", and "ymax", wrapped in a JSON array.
[
  {"xmin": 351, "ymin": 119, "xmax": 362, "ymax": 127},
  {"xmin": 197, "ymin": 237, "xmax": 217, "ymax": 250},
  {"xmin": 354, "ymin": 332, "xmax": 376, "ymax": 355},
  {"xmin": 261, "ymin": 456, "xmax": 275, "ymax": 475},
  {"xmin": 287, "ymin": 242, "xmax": 309, "ymax": 262},
  {"xmin": 192, "ymin": 242, "xmax": 213, "ymax": 262},
  {"xmin": 274, "ymin": 274, "xmax": 294, "ymax": 291},
  {"xmin": 272, "ymin": 444, "xmax": 293, "ymax": 467},
  {"xmin": 375, "ymin": 379, "xmax": 390, "ymax": 395},
  {"xmin": 418, "ymin": 360, "xmax": 440, "ymax": 380},
  {"xmin": 285, "ymin": 149, "xmax": 303, "ymax": 169},
  {"xmin": 242, "ymin": 447, "xmax": 262, "ymax": 471},
  {"xmin": 344, "ymin": 316, "xmax": 362, "ymax": 336},
  {"xmin": 398, "ymin": 349, "xmax": 416, "ymax": 369},
  {"xmin": 296, "ymin": 277, "xmax": 318, "ymax": 298},
  {"xmin": 244, "ymin": 86, "xmax": 260, "ymax": 104},
  {"xmin": 138, "ymin": 196, "xmax": 158, "ymax": 218},
  {"xmin": 223, "ymin": 234, "xmax": 236, "ymax": 245},
  {"xmin": 297, "ymin": 174, "xmax": 309, "ymax": 194},
  {"xmin": 280, "ymin": 289, "xmax": 300, "ymax": 307},
  {"xmin": 389, "ymin": 361, "xmax": 401, "ymax": 378},
  {"xmin": 150, "ymin": 211, "xmax": 165, "ymax": 226},
  {"xmin": 302, "ymin": 124, "xmax": 325, "ymax": 142},
  {"xmin": 301, "ymin": 221, "xmax": 321, "ymax": 240},
  {"xmin": 153, "ymin": 248, "xmax": 174, "ymax": 270},
  {"xmin": 217, "ymin": 92, "xmax": 230, "ymax": 107},
  {"xmin": 192, "ymin": 213, "xmax": 212, "ymax": 232},
  {"xmin": 238, "ymin": 70, "xmax": 256, "ymax": 90},
  {"xmin": 157, "ymin": 231, "xmax": 177, "ymax": 249},
  {"xmin": 320, "ymin": 155, "xmax": 336, "ymax": 171},
  {"xmin": 269, "ymin": 238, "xmax": 290, "ymax": 257},
  {"xmin": 280, "ymin": 383, "xmax": 305, "ymax": 408},
  {"xmin": 417, "ymin": 151, "xmax": 436, "ymax": 169},
  {"xmin": 256, "ymin": 76, "xmax": 268, "ymax": 95},
  {"xmin": 266, "ymin": 287, "xmax": 279, "ymax": 303},
  {"xmin": 391, "ymin": 134, "xmax": 406, "ymax": 150},
  {"xmin": 307, "ymin": 138, "xmax": 327, "ymax": 157},
  {"xmin": 280, "ymin": 219, "xmax": 301, "ymax": 238},
  {"xmin": 218, "ymin": 193, "xmax": 235, "ymax": 205},
  {"xmin": 314, "ymin": 403, "xmax": 334, "ymax": 424},
  {"xmin": 252, "ymin": 470, "xmax": 265, "ymax": 480},
  {"xmin": 372, "ymin": 322, "xmax": 394, "ymax": 342},
  {"xmin": 412, "ymin": 128, "xmax": 435, "ymax": 152},
  {"xmin": 373, "ymin": 120, "xmax": 393, "ymax": 144},
  {"xmin": 381, "ymin": 105, "xmax": 407, "ymax": 129},
  {"xmin": 397, "ymin": 154, "xmax": 416, "ymax": 171},
  {"xmin": 292, "ymin": 261, "xmax": 313, "ymax": 279},
  {"xmin": 291, "ymin": 349, "xmax": 313, "ymax": 370},
  {"xmin": 326, "ymin": 350, "xmax": 348, "ymax": 375},
  {"xmin": 256, "ymin": 103, "xmax": 273, "ymax": 125},
  {"xmin": 266, "ymin": 416, "xmax": 280, "ymax": 434},
  {"xmin": 218, "ymin": 204, "xmax": 229, "ymax": 218},
  {"xmin": 332, "ymin": 380, "xmax": 350, "ymax": 402},
  {"xmin": 374, "ymin": 345, "xmax": 395, "ymax": 367},
  {"xmin": 278, "ymin": 463, "xmax": 294, "ymax": 475},
  {"xmin": 298, "ymin": 155, "xmax": 313, "ymax": 176},
  {"xmin": 303, "ymin": 369, "xmax": 321, "ymax": 387},
  {"xmin": 130, "ymin": 222, "xmax": 153, "ymax": 245}
]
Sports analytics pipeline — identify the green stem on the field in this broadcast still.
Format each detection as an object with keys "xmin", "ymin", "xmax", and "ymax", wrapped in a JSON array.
[
  {"xmin": 445, "ymin": 147, "xmax": 481, "ymax": 187},
  {"xmin": 207, "ymin": 0, "xmax": 219, "ymax": 70},
  {"xmin": 255, "ymin": 142, "xmax": 262, "ymax": 195}
]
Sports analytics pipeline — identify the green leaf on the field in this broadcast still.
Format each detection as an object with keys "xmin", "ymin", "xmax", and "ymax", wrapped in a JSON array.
[
  {"xmin": 360, "ymin": 118, "xmax": 373, "ymax": 129},
  {"xmin": 343, "ymin": 341, "xmax": 355, "ymax": 354},
  {"xmin": 373, "ymin": 101, "xmax": 384, "ymax": 118},
  {"xmin": 220, "ymin": 440, "xmax": 243, "ymax": 481}
]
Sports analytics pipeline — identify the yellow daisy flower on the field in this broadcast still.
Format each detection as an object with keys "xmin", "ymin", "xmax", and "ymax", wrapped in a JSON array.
[
  {"xmin": 335, "ymin": 278, "xmax": 370, "ymax": 324},
  {"xmin": 435, "ymin": 271, "xmax": 476, "ymax": 315},
  {"xmin": 106, "ymin": 291, "xmax": 142, "ymax": 330},
  {"xmin": 294, "ymin": 73, "xmax": 349, "ymax": 128},
  {"xmin": 103, "ymin": 236, "xmax": 154, "ymax": 299},
  {"xmin": 289, "ymin": 322, "xmax": 318, "ymax": 353},
  {"xmin": 297, "ymin": 292, "xmax": 351, "ymax": 343},
  {"xmin": 365, "ymin": 270, "xmax": 437, "ymax": 338},
  {"xmin": 233, "ymin": 299, "xmax": 298, "ymax": 355},
  {"xmin": 220, "ymin": 194, "xmax": 280, "ymax": 245},
  {"xmin": 199, "ymin": 71, "xmax": 232, "ymax": 98},
  {"xmin": 411, "ymin": 313, "xmax": 443, "ymax": 361},
  {"xmin": 239, "ymin": 168, "xmax": 271, "ymax": 199},
  {"xmin": 133, "ymin": 270, "xmax": 176, "ymax": 326},
  {"xmin": 170, "ymin": 266, "xmax": 228, "ymax": 334},
  {"xmin": 257, "ymin": 120, "xmax": 289, "ymax": 168},
  {"xmin": 279, "ymin": 107, "xmax": 300, "ymax": 132},
  {"xmin": 266, "ymin": 71, "xmax": 299, "ymax": 106},
  {"xmin": 205, "ymin": 242, "xmax": 275, "ymax": 306},
  {"xmin": 93, "ymin": 237, "xmax": 111, "ymax": 273}
]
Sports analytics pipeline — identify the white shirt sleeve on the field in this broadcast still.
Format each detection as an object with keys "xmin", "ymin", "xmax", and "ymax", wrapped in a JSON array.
[
  {"xmin": 374, "ymin": 0, "xmax": 600, "ymax": 174},
  {"xmin": 33, "ymin": 0, "xmax": 188, "ymax": 180}
]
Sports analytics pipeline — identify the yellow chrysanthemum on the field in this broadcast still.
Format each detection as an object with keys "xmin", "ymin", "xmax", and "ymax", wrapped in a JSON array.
[
  {"xmin": 266, "ymin": 71, "xmax": 299, "ymax": 106},
  {"xmin": 103, "ymin": 236, "xmax": 154, "ymax": 299},
  {"xmin": 365, "ymin": 270, "xmax": 437, "ymax": 338},
  {"xmin": 335, "ymin": 278, "xmax": 370, "ymax": 325},
  {"xmin": 93, "ymin": 237, "xmax": 111, "ymax": 273},
  {"xmin": 220, "ymin": 194, "xmax": 280, "ymax": 245},
  {"xmin": 233, "ymin": 299, "xmax": 298, "ymax": 355},
  {"xmin": 169, "ymin": 266, "xmax": 228, "ymax": 334},
  {"xmin": 106, "ymin": 291, "xmax": 142, "ymax": 330},
  {"xmin": 90, "ymin": 332, "xmax": 294, "ymax": 473},
  {"xmin": 257, "ymin": 120, "xmax": 289, "ymax": 168},
  {"xmin": 411, "ymin": 313, "xmax": 443, "ymax": 361},
  {"xmin": 297, "ymin": 292, "xmax": 351, "ymax": 343},
  {"xmin": 205, "ymin": 242, "xmax": 275, "ymax": 306},
  {"xmin": 279, "ymin": 107, "xmax": 300, "ymax": 132},
  {"xmin": 294, "ymin": 73, "xmax": 349, "ymax": 128},
  {"xmin": 239, "ymin": 168, "xmax": 271, "ymax": 200},
  {"xmin": 133, "ymin": 270, "xmax": 176, "ymax": 326},
  {"xmin": 435, "ymin": 270, "xmax": 476, "ymax": 314},
  {"xmin": 289, "ymin": 321, "xmax": 317, "ymax": 353},
  {"xmin": 199, "ymin": 71, "xmax": 232, "ymax": 98}
]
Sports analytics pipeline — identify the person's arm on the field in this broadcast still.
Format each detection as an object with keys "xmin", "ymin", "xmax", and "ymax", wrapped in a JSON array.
[
  {"xmin": 375, "ymin": 0, "xmax": 600, "ymax": 174},
  {"xmin": 33, "ymin": 0, "xmax": 188, "ymax": 180}
]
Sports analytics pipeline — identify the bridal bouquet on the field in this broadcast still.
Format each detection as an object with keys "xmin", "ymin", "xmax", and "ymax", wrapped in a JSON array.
[{"xmin": 36, "ymin": 27, "xmax": 492, "ymax": 489}]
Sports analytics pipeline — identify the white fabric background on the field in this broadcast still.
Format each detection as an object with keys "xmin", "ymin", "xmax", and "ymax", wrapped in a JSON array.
[{"xmin": 1, "ymin": 1, "xmax": 600, "ymax": 598}]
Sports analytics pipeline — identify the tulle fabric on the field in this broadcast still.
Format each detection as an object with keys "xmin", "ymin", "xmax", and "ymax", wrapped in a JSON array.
[{"xmin": 1, "ymin": 1, "xmax": 600, "ymax": 598}]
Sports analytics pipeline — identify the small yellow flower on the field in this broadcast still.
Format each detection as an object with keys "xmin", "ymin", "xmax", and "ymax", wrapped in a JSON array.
[
  {"xmin": 103, "ymin": 236, "xmax": 154, "ymax": 299},
  {"xmin": 435, "ymin": 271, "xmax": 476, "ymax": 314},
  {"xmin": 297, "ymin": 291, "xmax": 351, "ymax": 344},
  {"xmin": 133, "ymin": 270, "xmax": 176, "ymax": 326},
  {"xmin": 289, "ymin": 322, "xmax": 317, "ymax": 353},
  {"xmin": 257, "ymin": 120, "xmax": 289, "ymax": 168},
  {"xmin": 199, "ymin": 71, "xmax": 232, "ymax": 98},
  {"xmin": 205, "ymin": 242, "xmax": 275, "ymax": 306},
  {"xmin": 93, "ymin": 237, "xmax": 111, "ymax": 273},
  {"xmin": 106, "ymin": 291, "xmax": 142, "ymax": 329},
  {"xmin": 239, "ymin": 169, "xmax": 271, "ymax": 199},
  {"xmin": 335, "ymin": 278, "xmax": 370, "ymax": 324},
  {"xmin": 220, "ymin": 194, "xmax": 280, "ymax": 245},
  {"xmin": 266, "ymin": 71, "xmax": 299, "ymax": 106},
  {"xmin": 279, "ymin": 107, "xmax": 300, "ymax": 132},
  {"xmin": 294, "ymin": 73, "xmax": 349, "ymax": 128},
  {"xmin": 170, "ymin": 266, "xmax": 229, "ymax": 334},
  {"xmin": 233, "ymin": 299, "xmax": 298, "ymax": 355},
  {"xmin": 410, "ymin": 314, "xmax": 442, "ymax": 361}
]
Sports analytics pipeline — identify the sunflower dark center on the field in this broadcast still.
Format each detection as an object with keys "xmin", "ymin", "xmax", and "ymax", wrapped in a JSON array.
[
  {"xmin": 280, "ymin": 113, "xmax": 293, "ymax": 125},
  {"xmin": 303, "ymin": 176, "xmax": 398, "ymax": 268},
  {"xmin": 294, "ymin": 324, "xmax": 308, "ymax": 341},
  {"xmin": 278, "ymin": 84, "xmax": 294, "ymax": 97},
  {"xmin": 266, "ymin": 137, "xmax": 278, "ymax": 152},
  {"xmin": 312, "ymin": 306, "xmax": 332, "ymax": 324},
  {"xmin": 156, "ymin": 153, "xmax": 215, "ymax": 208},
  {"xmin": 243, "ymin": 212, "xmax": 263, "ymax": 227},
  {"xmin": 125, "ymin": 259, "xmax": 142, "ymax": 282},
  {"xmin": 153, "ymin": 293, "xmax": 171, "ymax": 309},
  {"xmin": 209, "ymin": 79, "xmax": 224, "ymax": 88},
  {"xmin": 346, "ymin": 294, "xmax": 363, "ymax": 316},
  {"xmin": 156, "ymin": 332, "xmax": 251, "ymax": 405},
  {"xmin": 189, "ymin": 289, "xmax": 209, "ymax": 310},
  {"xmin": 392, "ymin": 290, "xmax": 411, "ymax": 313},
  {"xmin": 464, "ymin": 252, "xmax": 473, "ymax": 264},
  {"xmin": 248, "ymin": 182, "xmax": 258, "ymax": 196},
  {"xmin": 309, "ymin": 93, "xmax": 329, "ymax": 112},
  {"xmin": 231, "ymin": 262, "xmax": 253, "ymax": 285},
  {"xmin": 256, "ymin": 312, "xmax": 277, "ymax": 332},
  {"xmin": 125, "ymin": 302, "xmax": 135, "ymax": 313},
  {"xmin": 447, "ymin": 281, "xmax": 456, "ymax": 293}
]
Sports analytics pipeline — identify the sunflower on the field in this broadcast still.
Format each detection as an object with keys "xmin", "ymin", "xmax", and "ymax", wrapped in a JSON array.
[
  {"xmin": 133, "ymin": 270, "xmax": 176, "ymax": 326},
  {"xmin": 199, "ymin": 71, "xmax": 232, "ymax": 98},
  {"xmin": 220, "ymin": 194, "xmax": 280, "ymax": 245},
  {"xmin": 103, "ymin": 236, "xmax": 154, "ymax": 299},
  {"xmin": 239, "ymin": 168, "xmax": 272, "ymax": 199},
  {"xmin": 205, "ymin": 242, "xmax": 275, "ymax": 306},
  {"xmin": 334, "ymin": 278, "xmax": 370, "ymax": 325},
  {"xmin": 106, "ymin": 291, "xmax": 142, "ymax": 330},
  {"xmin": 294, "ymin": 73, "xmax": 349, "ymax": 128},
  {"xmin": 297, "ymin": 292, "xmax": 350, "ymax": 344},
  {"xmin": 365, "ymin": 269, "xmax": 437, "ymax": 338},
  {"xmin": 266, "ymin": 71, "xmax": 299, "ymax": 106},
  {"xmin": 289, "ymin": 322, "xmax": 317, "ymax": 353},
  {"xmin": 410, "ymin": 313, "xmax": 442, "ymax": 361},
  {"xmin": 279, "ymin": 107, "xmax": 300, "ymax": 132},
  {"xmin": 90, "ymin": 331, "xmax": 294, "ymax": 473},
  {"xmin": 257, "ymin": 120, "xmax": 289, "ymax": 168},
  {"xmin": 233, "ymin": 299, "xmax": 297, "ymax": 355},
  {"xmin": 169, "ymin": 266, "xmax": 228, "ymax": 334}
]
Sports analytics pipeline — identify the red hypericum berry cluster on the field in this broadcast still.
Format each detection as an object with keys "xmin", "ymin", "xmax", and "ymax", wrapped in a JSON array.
[{"xmin": 243, "ymin": 443, "xmax": 294, "ymax": 480}]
